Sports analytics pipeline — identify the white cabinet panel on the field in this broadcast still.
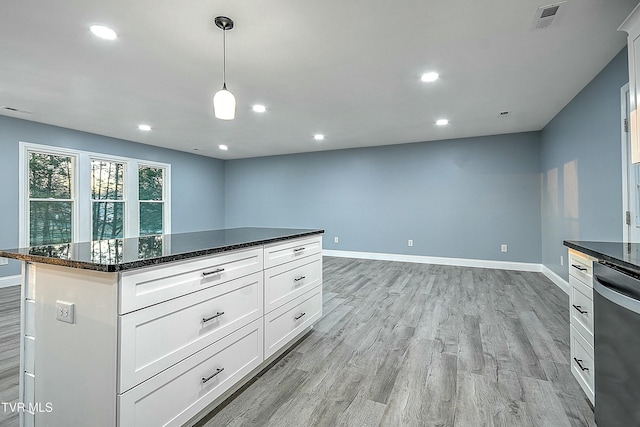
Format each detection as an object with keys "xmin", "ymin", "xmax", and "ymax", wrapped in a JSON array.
[
  {"xmin": 118, "ymin": 319, "xmax": 263, "ymax": 427},
  {"xmin": 264, "ymin": 236, "xmax": 322, "ymax": 269},
  {"xmin": 568, "ymin": 250, "xmax": 593, "ymax": 287},
  {"xmin": 569, "ymin": 275, "xmax": 593, "ymax": 348},
  {"xmin": 264, "ymin": 286, "xmax": 322, "ymax": 359},
  {"xmin": 119, "ymin": 272, "xmax": 263, "ymax": 392},
  {"xmin": 120, "ymin": 248, "xmax": 263, "ymax": 314},
  {"xmin": 570, "ymin": 325, "xmax": 594, "ymax": 404},
  {"xmin": 264, "ymin": 254, "xmax": 322, "ymax": 313}
]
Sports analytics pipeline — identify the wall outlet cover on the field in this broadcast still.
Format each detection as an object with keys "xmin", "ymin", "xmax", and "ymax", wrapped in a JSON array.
[{"xmin": 56, "ymin": 301, "xmax": 75, "ymax": 324}]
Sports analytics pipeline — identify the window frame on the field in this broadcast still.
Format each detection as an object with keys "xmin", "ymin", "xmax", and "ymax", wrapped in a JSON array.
[{"xmin": 19, "ymin": 141, "xmax": 171, "ymax": 247}]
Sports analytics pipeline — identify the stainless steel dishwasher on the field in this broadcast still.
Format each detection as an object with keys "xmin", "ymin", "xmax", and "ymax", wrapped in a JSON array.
[{"xmin": 593, "ymin": 261, "xmax": 640, "ymax": 426}]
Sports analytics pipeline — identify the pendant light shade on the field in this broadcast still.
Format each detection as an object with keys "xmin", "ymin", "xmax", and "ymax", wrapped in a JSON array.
[
  {"xmin": 214, "ymin": 85, "xmax": 236, "ymax": 120},
  {"xmin": 213, "ymin": 16, "xmax": 235, "ymax": 120}
]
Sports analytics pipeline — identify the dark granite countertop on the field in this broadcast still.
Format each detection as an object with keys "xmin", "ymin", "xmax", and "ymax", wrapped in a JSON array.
[
  {"xmin": 0, "ymin": 227, "xmax": 324, "ymax": 272},
  {"xmin": 564, "ymin": 240, "xmax": 640, "ymax": 274}
]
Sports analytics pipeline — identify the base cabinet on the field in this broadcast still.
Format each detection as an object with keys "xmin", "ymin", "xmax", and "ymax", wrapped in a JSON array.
[
  {"xmin": 22, "ymin": 235, "xmax": 323, "ymax": 427},
  {"xmin": 568, "ymin": 249, "xmax": 595, "ymax": 404},
  {"xmin": 118, "ymin": 319, "xmax": 263, "ymax": 427}
]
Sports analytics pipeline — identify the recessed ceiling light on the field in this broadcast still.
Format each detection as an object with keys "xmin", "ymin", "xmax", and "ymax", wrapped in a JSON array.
[
  {"xmin": 252, "ymin": 104, "xmax": 266, "ymax": 113},
  {"xmin": 314, "ymin": 134, "xmax": 325, "ymax": 141},
  {"xmin": 421, "ymin": 72, "xmax": 439, "ymax": 82},
  {"xmin": 219, "ymin": 144, "xmax": 228, "ymax": 151},
  {"xmin": 436, "ymin": 119, "xmax": 449, "ymax": 126},
  {"xmin": 138, "ymin": 124, "xmax": 152, "ymax": 131},
  {"xmin": 90, "ymin": 25, "xmax": 117, "ymax": 40}
]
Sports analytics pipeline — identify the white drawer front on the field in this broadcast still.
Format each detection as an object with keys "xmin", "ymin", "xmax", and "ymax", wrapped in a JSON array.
[
  {"xmin": 119, "ymin": 272, "xmax": 263, "ymax": 392},
  {"xmin": 568, "ymin": 251, "xmax": 593, "ymax": 287},
  {"xmin": 120, "ymin": 247, "xmax": 263, "ymax": 314},
  {"xmin": 264, "ymin": 286, "xmax": 322, "ymax": 359},
  {"xmin": 264, "ymin": 254, "xmax": 322, "ymax": 313},
  {"xmin": 264, "ymin": 236, "xmax": 322, "ymax": 269},
  {"xmin": 570, "ymin": 325, "xmax": 594, "ymax": 404},
  {"xmin": 569, "ymin": 275, "xmax": 593, "ymax": 347},
  {"xmin": 118, "ymin": 319, "xmax": 263, "ymax": 427}
]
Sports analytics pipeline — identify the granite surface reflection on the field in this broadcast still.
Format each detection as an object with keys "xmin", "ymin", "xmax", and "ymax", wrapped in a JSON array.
[{"xmin": 0, "ymin": 227, "xmax": 324, "ymax": 272}]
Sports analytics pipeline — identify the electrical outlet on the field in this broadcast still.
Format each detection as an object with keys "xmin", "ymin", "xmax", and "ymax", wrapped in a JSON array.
[
  {"xmin": 0, "ymin": 257, "xmax": 7, "ymax": 266},
  {"xmin": 501, "ymin": 244, "xmax": 508, "ymax": 253},
  {"xmin": 56, "ymin": 301, "xmax": 75, "ymax": 324},
  {"xmin": 560, "ymin": 255, "xmax": 564, "ymax": 266},
  {"xmin": 334, "ymin": 236, "xmax": 339, "ymax": 243},
  {"xmin": 408, "ymin": 239, "xmax": 414, "ymax": 247}
]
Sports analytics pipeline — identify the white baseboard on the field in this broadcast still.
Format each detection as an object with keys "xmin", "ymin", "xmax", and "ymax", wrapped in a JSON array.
[
  {"xmin": 541, "ymin": 265, "xmax": 570, "ymax": 295},
  {"xmin": 0, "ymin": 274, "xmax": 21, "ymax": 289},
  {"xmin": 322, "ymin": 249, "xmax": 542, "ymax": 272},
  {"xmin": 323, "ymin": 250, "xmax": 570, "ymax": 295}
]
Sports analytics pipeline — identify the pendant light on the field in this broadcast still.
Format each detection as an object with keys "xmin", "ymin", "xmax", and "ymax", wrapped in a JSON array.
[{"xmin": 213, "ymin": 16, "xmax": 236, "ymax": 120}]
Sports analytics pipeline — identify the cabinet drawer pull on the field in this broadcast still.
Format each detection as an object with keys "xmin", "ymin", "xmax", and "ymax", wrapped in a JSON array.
[
  {"xmin": 294, "ymin": 276, "xmax": 306, "ymax": 282},
  {"xmin": 572, "ymin": 304, "xmax": 588, "ymax": 315},
  {"xmin": 202, "ymin": 367, "xmax": 224, "ymax": 384},
  {"xmin": 571, "ymin": 264, "xmax": 587, "ymax": 272},
  {"xmin": 294, "ymin": 312, "xmax": 306, "ymax": 320},
  {"xmin": 293, "ymin": 247, "xmax": 306, "ymax": 253},
  {"xmin": 202, "ymin": 268, "xmax": 225, "ymax": 277},
  {"xmin": 203, "ymin": 312, "xmax": 225, "ymax": 323},
  {"xmin": 574, "ymin": 358, "xmax": 589, "ymax": 372}
]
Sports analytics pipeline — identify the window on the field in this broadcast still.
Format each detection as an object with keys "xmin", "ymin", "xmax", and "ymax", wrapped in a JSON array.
[
  {"xmin": 138, "ymin": 166, "xmax": 165, "ymax": 236},
  {"xmin": 20, "ymin": 142, "xmax": 171, "ymax": 247},
  {"xmin": 91, "ymin": 160, "xmax": 126, "ymax": 240},
  {"xmin": 28, "ymin": 152, "xmax": 75, "ymax": 245}
]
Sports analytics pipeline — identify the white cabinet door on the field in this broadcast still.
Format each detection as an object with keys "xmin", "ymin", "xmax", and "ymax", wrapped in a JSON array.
[
  {"xmin": 120, "ymin": 247, "xmax": 263, "ymax": 314},
  {"xmin": 264, "ymin": 286, "xmax": 323, "ymax": 359},
  {"xmin": 264, "ymin": 236, "xmax": 322, "ymax": 269},
  {"xmin": 118, "ymin": 319, "xmax": 263, "ymax": 427},
  {"xmin": 264, "ymin": 253, "xmax": 322, "ymax": 313},
  {"xmin": 119, "ymin": 272, "xmax": 263, "ymax": 392}
]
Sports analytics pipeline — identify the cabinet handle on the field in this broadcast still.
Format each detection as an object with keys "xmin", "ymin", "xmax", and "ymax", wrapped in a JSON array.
[
  {"xmin": 293, "ymin": 247, "xmax": 306, "ymax": 253},
  {"xmin": 202, "ymin": 268, "xmax": 225, "ymax": 277},
  {"xmin": 202, "ymin": 367, "xmax": 224, "ymax": 384},
  {"xmin": 203, "ymin": 312, "xmax": 225, "ymax": 323},
  {"xmin": 574, "ymin": 358, "xmax": 589, "ymax": 372},
  {"xmin": 572, "ymin": 304, "xmax": 588, "ymax": 315},
  {"xmin": 571, "ymin": 264, "xmax": 587, "ymax": 272},
  {"xmin": 294, "ymin": 276, "xmax": 306, "ymax": 282},
  {"xmin": 294, "ymin": 312, "xmax": 306, "ymax": 320}
]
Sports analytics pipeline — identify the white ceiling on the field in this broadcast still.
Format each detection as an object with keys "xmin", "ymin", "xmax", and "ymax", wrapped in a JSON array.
[{"xmin": 0, "ymin": 0, "xmax": 638, "ymax": 159}]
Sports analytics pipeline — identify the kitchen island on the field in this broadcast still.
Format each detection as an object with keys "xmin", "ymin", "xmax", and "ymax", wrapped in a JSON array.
[
  {"xmin": 0, "ymin": 227, "xmax": 324, "ymax": 427},
  {"xmin": 563, "ymin": 240, "xmax": 640, "ymax": 423}
]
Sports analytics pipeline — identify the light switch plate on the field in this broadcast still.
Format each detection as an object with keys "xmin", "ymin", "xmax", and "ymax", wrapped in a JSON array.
[{"xmin": 56, "ymin": 301, "xmax": 75, "ymax": 324}]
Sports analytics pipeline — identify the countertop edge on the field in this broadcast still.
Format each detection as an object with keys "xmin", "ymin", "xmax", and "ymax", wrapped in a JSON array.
[
  {"xmin": 563, "ymin": 240, "xmax": 640, "ymax": 273},
  {"xmin": 0, "ymin": 229, "xmax": 324, "ymax": 273}
]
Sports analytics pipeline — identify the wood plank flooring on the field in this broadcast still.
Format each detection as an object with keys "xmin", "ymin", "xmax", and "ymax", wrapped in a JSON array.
[
  {"xmin": 0, "ymin": 285, "xmax": 20, "ymax": 427},
  {"xmin": 198, "ymin": 257, "xmax": 594, "ymax": 427},
  {"xmin": 0, "ymin": 258, "xmax": 593, "ymax": 427}
]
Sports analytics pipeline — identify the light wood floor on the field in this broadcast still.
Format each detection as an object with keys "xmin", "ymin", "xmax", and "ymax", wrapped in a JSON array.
[
  {"xmin": 198, "ymin": 257, "xmax": 594, "ymax": 427},
  {"xmin": 0, "ymin": 258, "xmax": 594, "ymax": 427}
]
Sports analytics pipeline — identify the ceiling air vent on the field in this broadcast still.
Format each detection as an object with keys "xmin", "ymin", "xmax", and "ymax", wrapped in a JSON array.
[
  {"xmin": 531, "ymin": 2, "xmax": 566, "ymax": 30},
  {"xmin": 0, "ymin": 106, "xmax": 32, "ymax": 114}
]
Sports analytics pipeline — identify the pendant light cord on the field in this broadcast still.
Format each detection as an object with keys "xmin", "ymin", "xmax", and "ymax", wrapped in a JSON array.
[{"xmin": 222, "ymin": 28, "xmax": 227, "ymax": 90}]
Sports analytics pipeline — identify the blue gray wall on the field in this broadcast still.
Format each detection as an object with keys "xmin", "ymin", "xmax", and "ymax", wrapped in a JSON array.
[
  {"xmin": 225, "ymin": 133, "xmax": 542, "ymax": 263},
  {"xmin": 0, "ymin": 116, "xmax": 226, "ymax": 277},
  {"xmin": 541, "ymin": 48, "xmax": 628, "ymax": 280}
]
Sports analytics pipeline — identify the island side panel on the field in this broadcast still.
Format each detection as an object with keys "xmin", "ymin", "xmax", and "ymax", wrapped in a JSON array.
[{"xmin": 32, "ymin": 264, "xmax": 119, "ymax": 426}]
